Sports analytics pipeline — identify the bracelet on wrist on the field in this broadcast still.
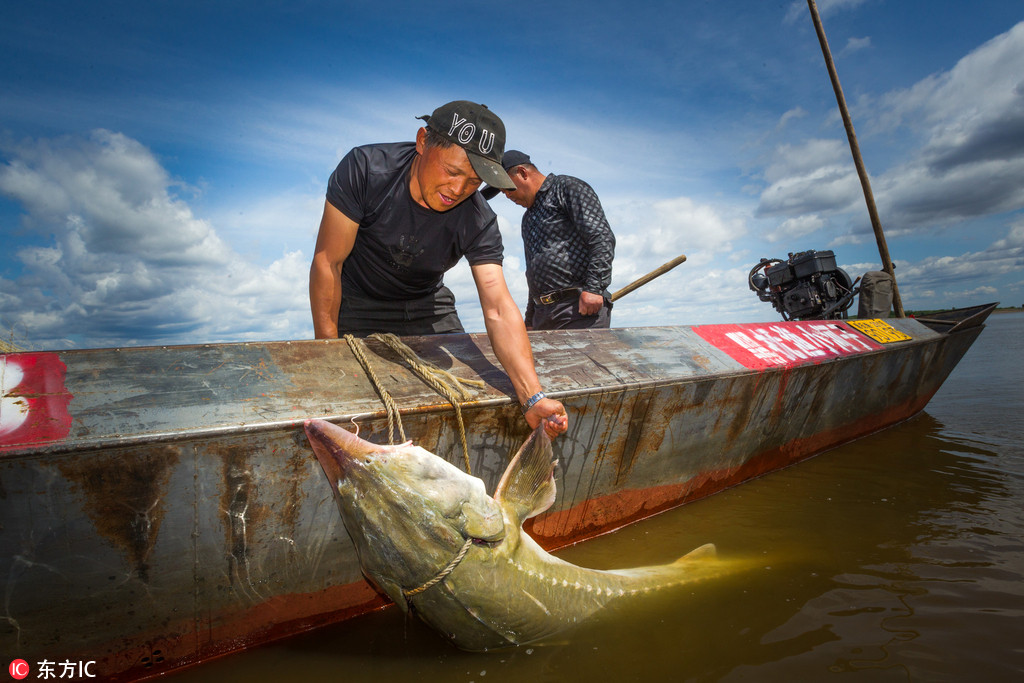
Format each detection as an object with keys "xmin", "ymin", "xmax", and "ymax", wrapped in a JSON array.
[{"xmin": 521, "ymin": 391, "xmax": 546, "ymax": 413}]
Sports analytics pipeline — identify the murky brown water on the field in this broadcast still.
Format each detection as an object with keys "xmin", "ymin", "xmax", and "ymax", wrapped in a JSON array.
[{"xmin": 171, "ymin": 313, "xmax": 1024, "ymax": 682}]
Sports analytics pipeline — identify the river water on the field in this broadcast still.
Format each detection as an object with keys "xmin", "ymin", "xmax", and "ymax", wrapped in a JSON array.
[{"xmin": 172, "ymin": 312, "xmax": 1024, "ymax": 682}]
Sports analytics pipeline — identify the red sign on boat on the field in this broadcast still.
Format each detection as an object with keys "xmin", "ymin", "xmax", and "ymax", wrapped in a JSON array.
[
  {"xmin": 1, "ymin": 353, "xmax": 74, "ymax": 452},
  {"xmin": 693, "ymin": 321, "xmax": 883, "ymax": 370}
]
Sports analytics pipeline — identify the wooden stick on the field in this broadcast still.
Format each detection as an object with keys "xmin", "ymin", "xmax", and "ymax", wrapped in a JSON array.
[
  {"xmin": 806, "ymin": 0, "xmax": 905, "ymax": 317},
  {"xmin": 610, "ymin": 254, "xmax": 687, "ymax": 302}
]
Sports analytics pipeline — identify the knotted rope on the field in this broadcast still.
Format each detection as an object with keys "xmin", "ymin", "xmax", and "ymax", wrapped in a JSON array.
[
  {"xmin": 369, "ymin": 333, "xmax": 483, "ymax": 474},
  {"xmin": 344, "ymin": 334, "xmax": 406, "ymax": 444},
  {"xmin": 343, "ymin": 333, "xmax": 483, "ymax": 474}
]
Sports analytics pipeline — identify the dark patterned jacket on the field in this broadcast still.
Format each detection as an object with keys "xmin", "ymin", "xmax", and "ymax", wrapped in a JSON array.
[{"xmin": 522, "ymin": 174, "xmax": 615, "ymax": 325}]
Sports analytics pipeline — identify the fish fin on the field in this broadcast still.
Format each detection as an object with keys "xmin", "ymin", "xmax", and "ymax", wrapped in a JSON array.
[
  {"xmin": 674, "ymin": 542, "xmax": 717, "ymax": 564},
  {"xmin": 494, "ymin": 424, "xmax": 557, "ymax": 523},
  {"xmin": 461, "ymin": 497, "xmax": 506, "ymax": 541},
  {"xmin": 610, "ymin": 542, "xmax": 720, "ymax": 584}
]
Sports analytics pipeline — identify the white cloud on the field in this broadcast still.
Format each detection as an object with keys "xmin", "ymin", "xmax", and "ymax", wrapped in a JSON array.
[
  {"xmin": 757, "ymin": 148, "xmax": 861, "ymax": 218},
  {"xmin": 769, "ymin": 214, "xmax": 827, "ymax": 243},
  {"xmin": 989, "ymin": 217, "xmax": 1024, "ymax": 251},
  {"xmin": 777, "ymin": 107, "xmax": 808, "ymax": 131},
  {"xmin": 0, "ymin": 130, "xmax": 312, "ymax": 349},
  {"xmin": 841, "ymin": 36, "xmax": 872, "ymax": 56},
  {"xmin": 844, "ymin": 22, "xmax": 1024, "ymax": 234},
  {"xmin": 761, "ymin": 138, "xmax": 849, "ymax": 183},
  {"xmin": 608, "ymin": 196, "xmax": 747, "ymax": 275},
  {"xmin": 752, "ymin": 21, "xmax": 1024, "ymax": 254}
]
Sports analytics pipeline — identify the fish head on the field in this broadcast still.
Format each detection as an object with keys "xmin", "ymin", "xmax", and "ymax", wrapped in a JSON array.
[{"xmin": 304, "ymin": 419, "xmax": 505, "ymax": 607}]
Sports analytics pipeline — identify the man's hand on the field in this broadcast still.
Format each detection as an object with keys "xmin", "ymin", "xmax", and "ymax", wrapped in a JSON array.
[
  {"xmin": 525, "ymin": 397, "xmax": 568, "ymax": 439},
  {"xmin": 578, "ymin": 290, "xmax": 604, "ymax": 316}
]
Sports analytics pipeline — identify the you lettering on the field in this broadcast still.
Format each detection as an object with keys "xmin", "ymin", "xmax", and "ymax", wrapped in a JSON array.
[{"xmin": 447, "ymin": 113, "xmax": 495, "ymax": 154}]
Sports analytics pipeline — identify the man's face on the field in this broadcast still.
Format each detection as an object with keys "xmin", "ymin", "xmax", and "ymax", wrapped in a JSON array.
[
  {"xmin": 502, "ymin": 167, "xmax": 535, "ymax": 208},
  {"xmin": 411, "ymin": 128, "xmax": 483, "ymax": 212}
]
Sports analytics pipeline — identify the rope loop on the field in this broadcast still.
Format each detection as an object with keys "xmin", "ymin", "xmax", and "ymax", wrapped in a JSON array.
[
  {"xmin": 402, "ymin": 537, "xmax": 474, "ymax": 599},
  {"xmin": 344, "ymin": 334, "xmax": 406, "ymax": 443},
  {"xmin": 368, "ymin": 333, "xmax": 481, "ymax": 474}
]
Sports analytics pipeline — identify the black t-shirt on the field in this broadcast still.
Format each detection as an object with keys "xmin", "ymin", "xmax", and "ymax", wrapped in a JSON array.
[{"xmin": 326, "ymin": 142, "xmax": 504, "ymax": 301}]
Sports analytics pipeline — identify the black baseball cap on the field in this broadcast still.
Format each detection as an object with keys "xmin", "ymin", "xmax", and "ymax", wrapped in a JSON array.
[
  {"xmin": 480, "ymin": 149, "xmax": 532, "ymax": 199},
  {"xmin": 417, "ymin": 101, "xmax": 516, "ymax": 191},
  {"xmin": 500, "ymin": 150, "xmax": 532, "ymax": 171}
]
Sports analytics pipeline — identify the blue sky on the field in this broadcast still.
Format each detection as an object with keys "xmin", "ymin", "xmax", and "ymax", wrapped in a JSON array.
[{"xmin": 1, "ymin": 0, "xmax": 1022, "ymax": 349}]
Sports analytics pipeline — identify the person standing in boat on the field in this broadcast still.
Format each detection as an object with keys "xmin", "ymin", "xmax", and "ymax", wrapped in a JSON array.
[
  {"xmin": 309, "ymin": 101, "xmax": 567, "ymax": 437},
  {"xmin": 485, "ymin": 150, "xmax": 615, "ymax": 330}
]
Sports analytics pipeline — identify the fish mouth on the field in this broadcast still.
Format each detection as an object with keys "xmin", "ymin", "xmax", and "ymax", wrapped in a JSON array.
[{"xmin": 304, "ymin": 418, "xmax": 380, "ymax": 487}]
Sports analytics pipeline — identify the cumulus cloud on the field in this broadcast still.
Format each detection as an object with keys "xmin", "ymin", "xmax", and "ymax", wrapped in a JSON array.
[
  {"xmin": 756, "ymin": 22, "xmax": 1024, "ymax": 245},
  {"xmin": 768, "ymin": 214, "xmax": 827, "ymax": 243},
  {"xmin": 747, "ymin": 20, "xmax": 1024, "ymax": 314},
  {"xmin": 609, "ymin": 195, "xmax": 747, "ymax": 273},
  {"xmin": 0, "ymin": 131, "xmax": 312, "ymax": 349},
  {"xmin": 988, "ymin": 216, "xmax": 1024, "ymax": 252},
  {"xmin": 757, "ymin": 139, "xmax": 862, "ymax": 217},
  {"xmin": 870, "ymin": 23, "xmax": 1024, "ymax": 230}
]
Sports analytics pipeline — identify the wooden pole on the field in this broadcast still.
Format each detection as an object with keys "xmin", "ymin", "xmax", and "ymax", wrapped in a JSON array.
[
  {"xmin": 806, "ymin": 0, "xmax": 905, "ymax": 317},
  {"xmin": 610, "ymin": 254, "xmax": 687, "ymax": 302}
]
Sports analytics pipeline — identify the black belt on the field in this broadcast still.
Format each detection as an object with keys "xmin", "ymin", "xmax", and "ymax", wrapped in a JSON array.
[{"xmin": 535, "ymin": 287, "xmax": 581, "ymax": 305}]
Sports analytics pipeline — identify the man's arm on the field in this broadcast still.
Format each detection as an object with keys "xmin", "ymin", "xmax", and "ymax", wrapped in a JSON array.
[
  {"xmin": 471, "ymin": 262, "xmax": 568, "ymax": 438},
  {"xmin": 309, "ymin": 201, "xmax": 359, "ymax": 339}
]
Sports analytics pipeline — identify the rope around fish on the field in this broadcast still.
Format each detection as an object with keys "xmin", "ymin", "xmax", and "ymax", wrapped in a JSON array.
[{"xmin": 402, "ymin": 537, "xmax": 475, "ymax": 599}]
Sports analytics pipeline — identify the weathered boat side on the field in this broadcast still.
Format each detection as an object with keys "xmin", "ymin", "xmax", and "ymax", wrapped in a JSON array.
[{"xmin": 0, "ymin": 306, "xmax": 992, "ymax": 681}]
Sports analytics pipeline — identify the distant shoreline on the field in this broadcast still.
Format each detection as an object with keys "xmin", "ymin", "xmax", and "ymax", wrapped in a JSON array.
[{"xmin": 904, "ymin": 306, "xmax": 1022, "ymax": 317}]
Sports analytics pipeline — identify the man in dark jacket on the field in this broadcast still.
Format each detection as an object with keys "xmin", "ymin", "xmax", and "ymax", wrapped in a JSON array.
[{"xmin": 488, "ymin": 150, "xmax": 615, "ymax": 330}]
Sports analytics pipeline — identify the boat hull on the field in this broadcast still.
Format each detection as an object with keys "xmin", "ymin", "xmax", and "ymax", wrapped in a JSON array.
[{"xmin": 0, "ymin": 308, "xmax": 991, "ymax": 680}]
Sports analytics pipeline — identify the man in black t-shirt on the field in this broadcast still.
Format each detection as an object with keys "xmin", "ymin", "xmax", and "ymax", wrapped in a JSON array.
[{"xmin": 309, "ymin": 101, "xmax": 568, "ymax": 437}]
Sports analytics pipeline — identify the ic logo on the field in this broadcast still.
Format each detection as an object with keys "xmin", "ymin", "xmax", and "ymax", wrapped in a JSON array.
[{"xmin": 9, "ymin": 659, "xmax": 30, "ymax": 680}]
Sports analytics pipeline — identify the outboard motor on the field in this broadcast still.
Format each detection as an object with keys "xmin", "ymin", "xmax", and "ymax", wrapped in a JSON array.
[{"xmin": 748, "ymin": 249, "xmax": 858, "ymax": 321}]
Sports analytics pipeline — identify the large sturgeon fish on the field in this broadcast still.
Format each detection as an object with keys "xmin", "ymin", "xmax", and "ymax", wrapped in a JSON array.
[{"xmin": 305, "ymin": 418, "xmax": 720, "ymax": 651}]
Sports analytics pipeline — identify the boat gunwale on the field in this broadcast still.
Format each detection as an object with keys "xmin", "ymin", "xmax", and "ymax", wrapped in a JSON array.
[{"xmin": 0, "ymin": 319, "xmax": 970, "ymax": 459}]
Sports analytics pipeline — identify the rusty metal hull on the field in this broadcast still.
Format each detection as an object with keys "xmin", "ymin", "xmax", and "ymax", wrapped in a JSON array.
[{"xmin": 0, "ymin": 306, "xmax": 993, "ymax": 681}]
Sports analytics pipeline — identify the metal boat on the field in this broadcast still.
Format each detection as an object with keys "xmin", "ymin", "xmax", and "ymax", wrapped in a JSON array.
[{"xmin": 0, "ymin": 303, "xmax": 994, "ymax": 681}]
